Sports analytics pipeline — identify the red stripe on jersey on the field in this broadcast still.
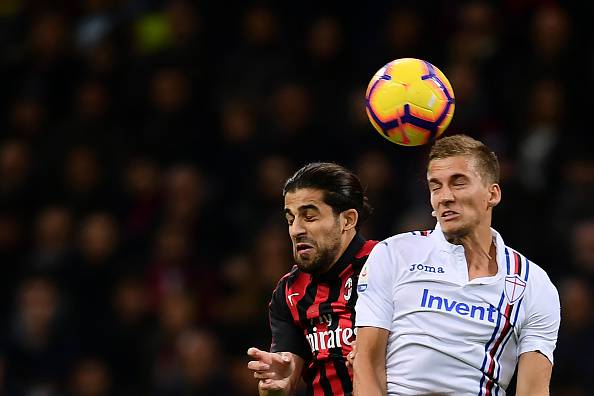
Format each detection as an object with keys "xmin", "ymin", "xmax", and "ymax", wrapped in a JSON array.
[
  {"xmin": 326, "ymin": 360, "xmax": 345, "ymax": 395},
  {"xmin": 286, "ymin": 271, "xmax": 311, "ymax": 320},
  {"xmin": 355, "ymin": 240, "xmax": 378, "ymax": 259},
  {"xmin": 308, "ymin": 283, "xmax": 330, "ymax": 321},
  {"xmin": 513, "ymin": 251, "xmax": 522, "ymax": 276},
  {"xmin": 309, "ymin": 283, "xmax": 331, "ymax": 361},
  {"xmin": 311, "ymin": 369, "xmax": 323, "ymax": 396}
]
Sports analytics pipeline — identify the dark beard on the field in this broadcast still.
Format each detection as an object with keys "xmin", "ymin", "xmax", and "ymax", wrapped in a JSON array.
[{"xmin": 296, "ymin": 245, "xmax": 338, "ymax": 274}]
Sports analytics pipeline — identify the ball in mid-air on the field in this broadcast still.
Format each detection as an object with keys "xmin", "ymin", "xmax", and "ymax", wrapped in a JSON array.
[{"xmin": 365, "ymin": 58, "xmax": 455, "ymax": 146}]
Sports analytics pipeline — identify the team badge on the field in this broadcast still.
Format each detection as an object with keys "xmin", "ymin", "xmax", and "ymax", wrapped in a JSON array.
[
  {"xmin": 358, "ymin": 263, "xmax": 369, "ymax": 292},
  {"xmin": 504, "ymin": 275, "xmax": 526, "ymax": 305},
  {"xmin": 344, "ymin": 277, "xmax": 352, "ymax": 301}
]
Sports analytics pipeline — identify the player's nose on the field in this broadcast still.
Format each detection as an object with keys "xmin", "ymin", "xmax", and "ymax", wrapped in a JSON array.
[
  {"xmin": 437, "ymin": 186, "xmax": 455, "ymax": 203},
  {"xmin": 289, "ymin": 220, "xmax": 307, "ymax": 238}
]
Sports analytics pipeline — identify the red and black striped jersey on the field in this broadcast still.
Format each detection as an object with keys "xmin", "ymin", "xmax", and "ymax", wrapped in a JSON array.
[{"xmin": 269, "ymin": 234, "xmax": 378, "ymax": 396}]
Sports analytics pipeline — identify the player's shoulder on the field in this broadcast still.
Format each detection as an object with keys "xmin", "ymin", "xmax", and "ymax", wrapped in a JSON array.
[
  {"xmin": 504, "ymin": 246, "xmax": 556, "ymax": 290},
  {"xmin": 356, "ymin": 239, "xmax": 380, "ymax": 259},
  {"xmin": 274, "ymin": 265, "xmax": 301, "ymax": 288},
  {"xmin": 504, "ymin": 246, "xmax": 560, "ymax": 316},
  {"xmin": 379, "ymin": 229, "xmax": 437, "ymax": 251}
]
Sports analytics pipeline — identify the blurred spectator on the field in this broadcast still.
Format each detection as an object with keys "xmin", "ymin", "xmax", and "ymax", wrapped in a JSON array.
[
  {"xmin": 375, "ymin": 5, "xmax": 428, "ymax": 69},
  {"xmin": 0, "ymin": 140, "xmax": 36, "ymax": 212},
  {"xmin": 107, "ymin": 276, "xmax": 153, "ymax": 393},
  {"xmin": 56, "ymin": 146, "xmax": 114, "ymax": 215},
  {"xmin": 571, "ymin": 220, "xmax": 594, "ymax": 278},
  {"xmin": 516, "ymin": 79, "xmax": 565, "ymax": 193},
  {"xmin": 450, "ymin": 1, "xmax": 499, "ymax": 64},
  {"xmin": 552, "ymin": 277, "xmax": 594, "ymax": 394},
  {"xmin": 2, "ymin": 276, "xmax": 76, "ymax": 395},
  {"xmin": 68, "ymin": 357, "xmax": 112, "ymax": 396},
  {"xmin": 119, "ymin": 156, "xmax": 162, "ymax": 254},
  {"xmin": 218, "ymin": 4, "xmax": 292, "ymax": 104},
  {"xmin": 28, "ymin": 206, "xmax": 76, "ymax": 276},
  {"xmin": 9, "ymin": 96, "xmax": 48, "ymax": 143},
  {"xmin": 71, "ymin": 213, "xmax": 121, "ymax": 352},
  {"xmin": 356, "ymin": 150, "xmax": 403, "ymax": 238},
  {"xmin": 154, "ymin": 328, "xmax": 233, "ymax": 395}
]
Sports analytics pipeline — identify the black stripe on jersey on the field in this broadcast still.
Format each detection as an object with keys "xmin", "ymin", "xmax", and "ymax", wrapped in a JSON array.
[
  {"xmin": 318, "ymin": 362, "xmax": 333, "ymax": 395},
  {"xmin": 346, "ymin": 256, "xmax": 366, "ymax": 327},
  {"xmin": 348, "ymin": 256, "xmax": 366, "ymax": 309},
  {"xmin": 333, "ymin": 358, "xmax": 352, "ymax": 394}
]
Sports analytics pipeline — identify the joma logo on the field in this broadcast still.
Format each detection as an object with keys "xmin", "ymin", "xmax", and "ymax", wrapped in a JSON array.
[{"xmin": 409, "ymin": 263, "xmax": 445, "ymax": 273}]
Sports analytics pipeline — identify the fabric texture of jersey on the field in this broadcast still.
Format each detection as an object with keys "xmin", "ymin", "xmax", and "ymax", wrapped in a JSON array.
[
  {"xmin": 355, "ymin": 224, "xmax": 560, "ymax": 396},
  {"xmin": 269, "ymin": 234, "xmax": 378, "ymax": 396}
]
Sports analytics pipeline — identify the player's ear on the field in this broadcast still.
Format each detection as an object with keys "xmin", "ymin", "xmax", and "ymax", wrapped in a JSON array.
[
  {"xmin": 487, "ymin": 183, "xmax": 501, "ymax": 208},
  {"xmin": 341, "ymin": 209, "xmax": 358, "ymax": 231}
]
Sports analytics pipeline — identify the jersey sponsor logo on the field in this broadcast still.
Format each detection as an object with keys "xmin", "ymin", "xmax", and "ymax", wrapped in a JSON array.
[
  {"xmin": 344, "ymin": 277, "xmax": 352, "ymax": 301},
  {"xmin": 358, "ymin": 263, "xmax": 369, "ymax": 292},
  {"xmin": 504, "ymin": 274, "xmax": 526, "ymax": 305},
  {"xmin": 409, "ymin": 263, "xmax": 445, "ymax": 273},
  {"xmin": 420, "ymin": 289, "xmax": 499, "ymax": 323},
  {"xmin": 306, "ymin": 325, "xmax": 356, "ymax": 353},
  {"xmin": 311, "ymin": 313, "xmax": 333, "ymax": 327}
]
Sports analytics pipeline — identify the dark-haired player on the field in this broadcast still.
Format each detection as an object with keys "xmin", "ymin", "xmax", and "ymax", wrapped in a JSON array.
[{"xmin": 247, "ymin": 162, "xmax": 377, "ymax": 396}]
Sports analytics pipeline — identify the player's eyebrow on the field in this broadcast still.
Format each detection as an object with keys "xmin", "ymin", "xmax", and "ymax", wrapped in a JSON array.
[
  {"xmin": 284, "ymin": 204, "xmax": 320, "ymax": 215},
  {"xmin": 451, "ymin": 173, "xmax": 470, "ymax": 182},
  {"xmin": 428, "ymin": 173, "xmax": 469, "ymax": 184},
  {"xmin": 297, "ymin": 204, "xmax": 320, "ymax": 212}
]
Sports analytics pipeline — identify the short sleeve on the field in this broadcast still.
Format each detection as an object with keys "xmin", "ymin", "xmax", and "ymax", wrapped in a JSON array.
[
  {"xmin": 518, "ymin": 270, "xmax": 561, "ymax": 364},
  {"xmin": 355, "ymin": 241, "xmax": 395, "ymax": 330},
  {"xmin": 269, "ymin": 279, "xmax": 312, "ymax": 360}
]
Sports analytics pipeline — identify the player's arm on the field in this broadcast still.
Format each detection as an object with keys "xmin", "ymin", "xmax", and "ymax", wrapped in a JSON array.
[
  {"xmin": 353, "ymin": 326, "xmax": 388, "ymax": 396},
  {"xmin": 249, "ymin": 273, "xmax": 311, "ymax": 395},
  {"xmin": 247, "ymin": 348, "xmax": 304, "ymax": 396},
  {"xmin": 515, "ymin": 351, "xmax": 552, "ymax": 396},
  {"xmin": 516, "ymin": 269, "xmax": 560, "ymax": 396}
]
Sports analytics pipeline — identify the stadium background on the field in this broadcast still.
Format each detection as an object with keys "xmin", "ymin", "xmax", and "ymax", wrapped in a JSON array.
[{"xmin": 0, "ymin": 0, "xmax": 593, "ymax": 394}]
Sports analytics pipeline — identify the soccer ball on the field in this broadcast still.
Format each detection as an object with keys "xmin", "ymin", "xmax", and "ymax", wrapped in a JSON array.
[{"xmin": 365, "ymin": 58, "xmax": 455, "ymax": 146}]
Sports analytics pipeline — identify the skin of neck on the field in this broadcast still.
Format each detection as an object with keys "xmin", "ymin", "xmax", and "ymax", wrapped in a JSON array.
[
  {"xmin": 329, "ymin": 228, "xmax": 357, "ymax": 270},
  {"xmin": 446, "ymin": 212, "xmax": 495, "ymax": 273}
]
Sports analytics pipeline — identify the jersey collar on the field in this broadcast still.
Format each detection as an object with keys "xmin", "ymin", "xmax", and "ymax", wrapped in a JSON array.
[
  {"xmin": 316, "ymin": 233, "xmax": 365, "ymax": 280},
  {"xmin": 431, "ymin": 222, "xmax": 508, "ymax": 280}
]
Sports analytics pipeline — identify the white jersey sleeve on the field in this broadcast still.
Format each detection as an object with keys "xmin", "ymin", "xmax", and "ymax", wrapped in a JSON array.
[
  {"xmin": 518, "ymin": 266, "xmax": 561, "ymax": 364},
  {"xmin": 355, "ymin": 241, "xmax": 396, "ymax": 330}
]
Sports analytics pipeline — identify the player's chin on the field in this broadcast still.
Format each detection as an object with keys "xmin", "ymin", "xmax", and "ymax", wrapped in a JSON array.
[
  {"xmin": 441, "ymin": 222, "xmax": 472, "ymax": 241},
  {"xmin": 296, "ymin": 256, "xmax": 322, "ymax": 273}
]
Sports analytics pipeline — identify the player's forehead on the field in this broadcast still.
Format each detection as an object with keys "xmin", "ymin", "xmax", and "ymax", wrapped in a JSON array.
[
  {"xmin": 427, "ymin": 155, "xmax": 479, "ymax": 181},
  {"xmin": 284, "ymin": 188, "xmax": 329, "ymax": 212}
]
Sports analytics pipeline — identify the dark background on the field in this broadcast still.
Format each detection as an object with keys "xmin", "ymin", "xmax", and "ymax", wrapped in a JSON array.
[{"xmin": 0, "ymin": 0, "xmax": 593, "ymax": 395}]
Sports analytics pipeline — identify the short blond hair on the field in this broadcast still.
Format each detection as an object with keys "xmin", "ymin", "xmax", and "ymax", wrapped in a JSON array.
[{"xmin": 429, "ymin": 134, "xmax": 500, "ymax": 184}]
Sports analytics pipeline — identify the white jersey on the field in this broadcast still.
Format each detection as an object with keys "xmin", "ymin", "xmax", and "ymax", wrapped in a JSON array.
[{"xmin": 355, "ymin": 224, "xmax": 560, "ymax": 396}]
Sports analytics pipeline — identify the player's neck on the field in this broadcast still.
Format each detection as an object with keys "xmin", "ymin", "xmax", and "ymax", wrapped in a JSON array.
[
  {"xmin": 458, "ymin": 226, "xmax": 497, "ymax": 279},
  {"xmin": 326, "ymin": 229, "xmax": 357, "ymax": 272}
]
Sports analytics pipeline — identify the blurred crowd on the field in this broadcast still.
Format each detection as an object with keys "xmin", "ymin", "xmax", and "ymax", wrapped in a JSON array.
[{"xmin": 0, "ymin": 0, "xmax": 593, "ymax": 395}]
